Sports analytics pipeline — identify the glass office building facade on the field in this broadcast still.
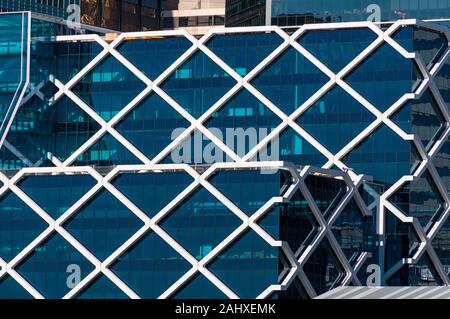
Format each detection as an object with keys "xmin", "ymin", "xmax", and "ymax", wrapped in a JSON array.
[
  {"xmin": 226, "ymin": 0, "xmax": 266, "ymax": 27},
  {"xmin": 0, "ymin": 4, "xmax": 448, "ymax": 299},
  {"xmin": 0, "ymin": 0, "xmax": 161, "ymax": 32},
  {"xmin": 226, "ymin": 0, "xmax": 450, "ymax": 27},
  {"xmin": 0, "ymin": 0, "xmax": 80, "ymax": 19}
]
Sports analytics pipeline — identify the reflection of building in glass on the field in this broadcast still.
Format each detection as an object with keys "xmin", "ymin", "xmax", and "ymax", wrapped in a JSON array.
[
  {"xmin": 80, "ymin": 0, "xmax": 161, "ymax": 31},
  {"xmin": 226, "ymin": 0, "xmax": 450, "ymax": 27},
  {"xmin": 225, "ymin": 0, "xmax": 266, "ymax": 27}
]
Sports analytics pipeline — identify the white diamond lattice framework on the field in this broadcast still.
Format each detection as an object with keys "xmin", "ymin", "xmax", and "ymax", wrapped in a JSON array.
[{"xmin": 0, "ymin": 19, "xmax": 449, "ymax": 297}]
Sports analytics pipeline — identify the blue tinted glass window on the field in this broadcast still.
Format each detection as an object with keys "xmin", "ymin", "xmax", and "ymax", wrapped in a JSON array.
[
  {"xmin": 111, "ymin": 231, "xmax": 191, "ymax": 298},
  {"xmin": 16, "ymin": 233, "xmax": 95, "ymax": 299},
  {"xmin": 64, "ymin": 189, "xmax": 144, "ymax": 260},
  {"xmin": 161, "ymin": 51, "xmax": 237, "ymax": 118},
  {"xmin": 160, "ymin": 187, "xmax": 242, "ymax": 260},
  {"xmin": 209, "ymin": 230, "xmax": 279, "ymax": 298},
  {"xmin": 206, "ymin": 32, "xmax": 284, "ymax": 76},
  {"xmin": 299, "ymin": 28, "xmax": 378, "ymax": 73},
  {"xmin": 72, "ymin": 55, "xmax": 147, "ymax": 121},
  {"xmin": 18, "ymin": 174, "xmax": 97, "ymax": 219},
  {"xmin": 117, "ymin": 37, "xmax": 192, "ymax": 80}
]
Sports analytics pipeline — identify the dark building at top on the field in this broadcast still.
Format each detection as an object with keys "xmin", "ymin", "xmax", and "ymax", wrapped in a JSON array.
[
  {"xmin": 0, "ymin": 0, "xmax": 161, "ymax": 32},
  {"xmin": 81, "ymin": 0, "xmax": 161, "ymax": 32},
  {"xmin": 0, "ymin": 0, "xmax": 228, "ymax": 34},
  {"xmin": 226, "ymin": 0, "xmax": 266, "ymax": 27}
]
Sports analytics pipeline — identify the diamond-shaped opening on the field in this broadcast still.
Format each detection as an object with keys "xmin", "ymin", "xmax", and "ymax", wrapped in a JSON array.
[
  {"xmin": 205, "ymin": 89, "xmax": 283, "ymax": 157},
  {"xmin": 172, "ymin": 272, "xmax": 227, "ymax": 299},
  {"xmin": 408, "ymin": 254, "xmax": 441, "ymax": 286},
  {"xmin": 51, "ymin": 41, "xmax": 104, "ymax": 83},
  {"xmin": 303, "ymin": 239, "xmax": 344, "ymax": 295},
  {"xmin": 17, "ymin": 173, "xmax": 97, "ymax": 219},
  {"xmin": 392, "ymin": 25, "xmax": 448, "ymax": 67},
  {"xmin": 74, "ymin": 132, "xmax": 142, "ymax": 166},
  {"xmin": 160, "ymin": 129, "xmax": 232, "ymax": 164},
  {"xmin": 0, "ymin": 191, "xmax": 48, "ymax": 262},
  {"xmin": 115, "ymin": 92, "xmax": 191, "ymax": 159},
  {"xmin": 331, "ymin": 198, "xmax": 374, "ymax": 260},
  {"xmin": 431, "ymin": 218, "xmax": 450, "ymax": 280},
  {"xmin": 304, "ymin": 174, "xmax": 347, "ymax": 218},
  {"xmin": 432, "ymin": 136, "xmax": 450, "ymax": 194},
  {"xmin": 208, "ymin": 230, "xmax": 280, "ymax": 298},
  {"xmin": 205, "ymin": 31, "xmax": 284, "ymax": 76},
  {"xmin": 252, "ymin": 127, "xmax": 328, "ymax": 167},
  {"xmin": 0, "ymin": 275, "xmax": 33, "ymax": 299},
  {"xmin": 384, "ymin": 210, "xmax": 411, "ymax": 273},
  {"xmin": 342, "ymin": 125, "xmax": 415, "ymax": 185},
  {"xmin": 75, "ymin": 274, "xmax": 129, "ymax": 299},
  {"xmin": 111, "ymin": 231, "xmax": 191, "ymax": 298},
  {"xmin": 251, "ymin": 47, "xmax": 330, "ymax": 115},
  {"xmin": 208, "ymin": 168, "xmax": 286, "ymax": 216},
  {"xmin": 296, "ymin": 85, "xmax": 377, "ymax": 154},
  {"xmin": 160, "ymin": 51, "xmax": 237, "ymax": 119},
  {"xmin": 298, "ymin": 27, "xmax": 378, "ymax": 73},
  {"xmin": 277, "ymin": 276, "xmax": 311, "ymax": 299},
  {"xmin": 72, "ymin": 55, "xmax": 147, "ymax": 121},
  {"xmin": 9, "ymin": 95, "xmax": 100, "ymax": 164},
  {"xmin": 63, "ymin": 188, "xmax": 144, "ymax": 260},
  {"xmin": 112, "ymin": 171, "xmax": 194, "ymax": 218},
  {"xmin": 117, "ymin": 36, "xmax": 192, "ymax": 80},
  {"xmin": 390, "ymin": 89, "xmax": 446, "ymax": 150},
  {"xmin": 389, "ymin": 170, "xmax": 445, "ymax": 228},
  {"xmin": 344, "ymin": 43, "xmax": 422, "ymax": 112},
  {"xmin": 159, "ymin": 187, "xmax": 242, "ymax": 260},
  {"xmin": 15, "ymin": 233, "xmax": 96, "ymax": 299}
]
